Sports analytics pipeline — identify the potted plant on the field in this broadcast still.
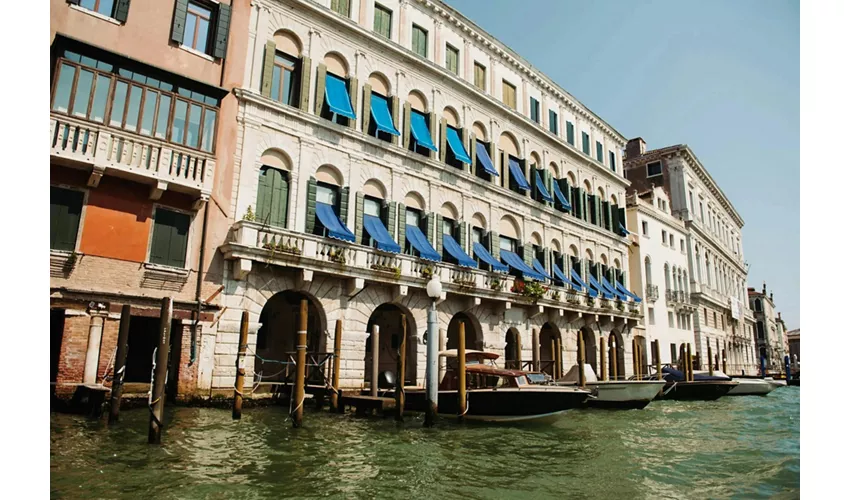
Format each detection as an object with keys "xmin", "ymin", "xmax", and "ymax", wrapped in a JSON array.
[
  {"xmin": 421, "ymin": 266, "xmax": 434, "ymax": 280},
  {"xmin": 242, "ymin": 205, "xmax": 256, "ymax": 222},
  {"xmin": 490, "ymin": 278, "xmax": 503, "ymax": 291}
]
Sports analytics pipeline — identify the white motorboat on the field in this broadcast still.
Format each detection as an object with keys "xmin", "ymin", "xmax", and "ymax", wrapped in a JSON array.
[
  {"xmin": 555, "ymin": 364, "xmax": 666, "ymax": 409},
  {"xmin": 693, "ymin": 371, "xmax": 779, "ymax": 396}
]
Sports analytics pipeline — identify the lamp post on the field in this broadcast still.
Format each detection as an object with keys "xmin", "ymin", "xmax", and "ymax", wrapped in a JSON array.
[{"xmin": 425, "ymin": 276, "xmax": 442, "ymax": 427}]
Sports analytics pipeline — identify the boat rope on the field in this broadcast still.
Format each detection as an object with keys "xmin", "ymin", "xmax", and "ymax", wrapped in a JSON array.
[
  {"xmin": 662, "ymin": 381, "xmax": 677, "ymax": 396},
  {"xmin": 460, "ymin": 395, "xmax": 469, "ymax": 416},
  {"xmin": 100, "ymin": 347, "xmax": 117, "ymax": 383},
  {"xmin": 147, "ymin": 348, "xmax": 166, "ymax": 428}
]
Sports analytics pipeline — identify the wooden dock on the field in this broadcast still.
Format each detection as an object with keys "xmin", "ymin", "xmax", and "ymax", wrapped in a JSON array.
[{"xmin": 339, "ymin": 392, "xmax": 396, "ymax": 416}]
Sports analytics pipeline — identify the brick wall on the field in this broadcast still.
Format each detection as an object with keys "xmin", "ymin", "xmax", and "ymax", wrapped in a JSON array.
[
  {"xmin": 96, "ymin": 317, "xmax": 119, "ymax": 386},
  {"xmin": 55, "ymin": 313, "xmax": 89, "ymax": 387}
]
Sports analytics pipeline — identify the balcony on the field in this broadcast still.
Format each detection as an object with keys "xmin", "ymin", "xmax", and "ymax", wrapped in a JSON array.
[
  {"xmin": 50, "ymin": 114, "xmax": 214, "ymax": 200},
  {"xmin": 220, "ymin": 221, "xmax": 640, "ymax": 322},
  {"xmin": 645, "ymin": 284, "xmax": 659, "ymax": 302},
  {"xmin": 666, "ymin": 289, "xmax": 696, "ymax": 311}
]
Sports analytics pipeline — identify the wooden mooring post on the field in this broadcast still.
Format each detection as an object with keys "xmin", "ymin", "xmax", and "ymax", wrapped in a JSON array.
[
  {"xmin": 555, "ymin": 337, "xmax": 562, "ymax": 379},
  {"xmin": 330, "ymin": 320, "xmax": 343, "ymax": 413},
  {"xmin": 722, "ymin": 349, "xmax": 727, "ymax": 374},
  {"xmin": 293, "ymin": 299, "xmax": 308, "ymax": 428},
  {"xmin": 654, "ymin": 340, "xmax": 662, "ymax": 381},
  {"xmin": 550, "ymin": 338, "xmax": 557, "ymax": 377},
  {"xmin": 599, "ymin": 337, "xmax": 607, "ymax": 382},
  {"xmin": 577, "ymin": 333, "xmax": 586, "ymax": 387},
  {"xmin": 612, "ymin": 339, "xmax": 618, "ymax": 381},
  {"xmin": 108, "ymin": 304, "xmax": 131, "ymax": 424},
  {"xmin": 632, "ymin": 338, "xmax": 638, "ymax": 379},
  {"xmin": 148, "ymin": 297, "xmax": 172, "ymax": 444},
  {"xmin": 686, "ymin": 344, "xmax": 693, "ymax": 382},
  {"xmin": 395, "ymin": 315, "xmax": 407, "ymax": 422},
  {"xmin": 457, "ymin": 321, "xmax": 466, "ymax": 422},
  {"xmin": 370, "ymin": 325, "xmax": 379, "ymax": 397},
  {"xmin": 531, "ymin": 328, "xmax": 540, "ymax": 372},
  {"xmin": 232, "ymin": 311, "xmax": 249, "ymax": 420},
  {"xmin": 708, "ymin": 344, "xmax": 714, "ymax": 376}
]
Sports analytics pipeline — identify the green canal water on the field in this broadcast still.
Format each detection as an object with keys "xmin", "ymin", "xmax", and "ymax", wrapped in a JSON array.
[{"xmin": 50, "ymin": 387, "xmax": 799, "ymax": 499}]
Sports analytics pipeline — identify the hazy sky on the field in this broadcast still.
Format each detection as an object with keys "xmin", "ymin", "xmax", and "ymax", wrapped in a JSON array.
[{"xmin": 445, "ymin": 0, "xmax": 800, "ymax": 329}]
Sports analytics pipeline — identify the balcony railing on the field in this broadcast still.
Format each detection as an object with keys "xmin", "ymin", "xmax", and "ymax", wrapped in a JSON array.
[
  {"xmin": 223, "ymin": 221, "xmax": 641, "ymax": 318},
  {"xmin": 50, "ymin": 114, "xmax": 214, "ymax": 196},
  {"xmin": 645, "ymin": 284, "xmax": 659, "ymax": 302}
]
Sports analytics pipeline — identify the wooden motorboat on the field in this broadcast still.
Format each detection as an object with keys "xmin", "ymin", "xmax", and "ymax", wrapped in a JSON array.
[
  {"xmin": 553, "ymin": 364, "xmax": 665, "ymax": 409},
  {"xmin": 403, "ymin": 350, "xmax": 591, "ymax": 423},
  {"xmin": 653, "ymin": 367, "xmax": 738, "ymax": 401},
  {"xmin": 696, "ymin": 371, "xmax": 778, "ymax": 396}
]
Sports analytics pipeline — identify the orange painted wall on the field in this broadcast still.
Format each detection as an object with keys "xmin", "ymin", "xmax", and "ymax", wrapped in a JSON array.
[{"xmin": 79, "ymin": 177, "xmax": 152, "ymax": 262}]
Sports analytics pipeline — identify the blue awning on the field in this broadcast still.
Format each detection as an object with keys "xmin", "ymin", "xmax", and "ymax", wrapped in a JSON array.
[
  {"xmin": 364, "ymin": 215, "xmax": 400, "ymax": 253},
  {"xmin": 601, "ymin": 276, "xmax": 628, "ymax": 301},
  {"xmin": 325, "ymin": 74, "xmax": 356, "ymax": 120},
  {"xmin": 532, "ymin": 259, "xmax": 554, "ymax": 280},
  {"xmin": 405, "ymin": 225, "xmax": 441, "ymax": 261},
  {"xmin": 442, "ymin": 234, "xmax": 477, "ymax": 268},
  {"xmin": 370, "ymin": 94, "xmax": 400, "ymax": 136},
  {"xmin": 475, "ymin": 143, "xmax": 499, "ymax": 176},
  {"xmin": 445, "ymin": 127, "xmax": 472, "ymax": 164},
  {"xmin": 588, "ymin": 275, "xmax": 614, "ymax": 300},
  {"xmin": 570, "ymin": 269, "xmax": 597, "ymax": 297},
  {"xmin": 410, "ymin": 112, "xmax": 438, "ymax": 152},
  {"xmin": 508, "ymin": 158, "xmax": 531, "ymax": 191},
  {"xmin": 316, "ymin": 202, "xmax": 355, "ymax": 243},
  {"xmin": 501, "ymin": 251, "xmax": 546, "ymax": 281},
  {"xmin": 615, "ymin": 281, "xmax": 642, "ymax": 303},
  {"xmin": 618, "ymin": 222, "xmax": 629, "ymax": 237},
  {"xmin": 552, "ymin": 181, "xmax": 572, "ymax": 211},
  {"xmin": 534, "ymin": 173, "xmax": 554, "ymax": 202},
  {"xmin": 472, "ymin": 242, "xmax": 508, "ymax": 272}
]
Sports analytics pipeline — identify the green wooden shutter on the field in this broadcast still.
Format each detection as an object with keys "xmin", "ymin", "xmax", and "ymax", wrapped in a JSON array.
[
  {"xmin": 531, "ymin": 169, "xmax": 539, "ymax": 201},
  {"xmin": 170, "ymin": 0, "xmax": 188, "ymax": 45},
  {"xmin": 567, "ymin": 122, "xmax": 574, "ymax": 145},
  {"xmin": 339, "ymin": 186, "xmax": 350, "ymax": 230},
  {"xmin": 397, "ymin": 203, "xmax": 406, "ymax": 252},
  {"xmin": 305, "ymin": 177, "xmax": 317, "ymax": 234},
  {"xmin": 212, "ymin": 3, "xmax": 231, "ymax": 59},
  {"xmin": 50, "ymin": 187, "xmax": 83, "ymax": 251},
  {"xmin": 150, "ymin": 209, "xmax": 188, "ymax": 268},
  {"xmin": 426, "ymin": 213, "xmax": 435, "ymax": 247},
  {"xmin": 390, "ymin": 95, "xmax": 400, "ymax": 145},
  {"xmin": 314, "ymin": 64, "xmax": 327, "ymax": 115},
  {"xmin": 601, "ymin": 201, "xmax": 610, "ymax": 230},
  {"xmin": 439, "ymin": 118, "xmax": 447, "ymax": 163},
  {"xmin": 354, "ymin": 191, "xmax": 364, "ymax": 243},
  {"xmin": 402, "ymin": 103, "xmax": 411, "ymax": 150},
  {"xmin": 361, "ymin": 84, "xmax": 372, "ymax": 133},
  {"xmin": 611, "ymin": 203, "xmax": 619, "ymax": 234},
  {"xmin": 168, "ymin": 211, "xmax": 190, "ymax": 268},
  {"xmin": 114, "ymin": 0, "xmax": 130, "ymax": 22},
  {"xmin": 299, "ymin": 56, "xmax": 311, "ymax": 112},
  {"xmin": 348, "ymin": 76, "xmax": 358, "ymax": 129},
  {"xmin": 386, "ymin": 201, "xmax": 397, "ymax": 240},
  {"xmin": 489, "ymin": 231, "xmax": 500, "ymax": 263},
  {"xmin": 458, "ymin": 221, "xmax": 468, "ymax": 253},
  {"xmin": 522, "ymin": 244, "xmax": 533, "ymax": 266},
  {"xmin": 261, "ymin": 41, "xmax": 276, "ymax": 98},
  {"xmin": 435, "ymin": 214, "xmax": 443, "ymax": 257},
  {"xmin": 256, "ymin": 167, "xmax": 272, "ymax": 224},
  {"xmin": 268, "ymin": 168, "xmax": 286, "ymax": 227}
]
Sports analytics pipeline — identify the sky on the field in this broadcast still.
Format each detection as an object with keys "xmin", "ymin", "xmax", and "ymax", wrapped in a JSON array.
[{"xmin": 445, "ymin": 0, "xmax": 800, "ymax": 329}]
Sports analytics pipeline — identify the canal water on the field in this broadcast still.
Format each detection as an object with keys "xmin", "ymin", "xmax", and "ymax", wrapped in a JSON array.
[{"xmin": 50, "ymin": 387, "xmax": 799, "ymax": 499}]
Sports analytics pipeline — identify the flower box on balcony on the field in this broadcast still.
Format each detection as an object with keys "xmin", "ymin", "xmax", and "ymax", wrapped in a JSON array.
[
  {"xmin": 452, "ymin": 276, "xmax": 476, "ymax": 288},
  {"xmin": 262, "ymin": 241, "xmax": 302, "ymax": 256},
  {"xmin": 371, "ymin": 263, "xmax": 401, "ymax": 279}
]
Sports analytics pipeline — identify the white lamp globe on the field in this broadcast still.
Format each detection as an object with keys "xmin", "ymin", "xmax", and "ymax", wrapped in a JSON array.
[{"xmin": 426, "ymin": 276, "xmax": 442, "ymax": 299}]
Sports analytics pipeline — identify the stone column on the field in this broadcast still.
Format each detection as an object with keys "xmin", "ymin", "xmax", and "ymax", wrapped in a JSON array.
[{"xmin": 83, "ymin": 304, "xmax": 108, "ymax": 384}]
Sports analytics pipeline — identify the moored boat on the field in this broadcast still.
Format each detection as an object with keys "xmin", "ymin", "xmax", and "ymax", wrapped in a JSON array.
[
  {"xmin": 701, "ymin": 372, "xmax": 778, "ymax": 396},
  {"xmin": 653, "ymin": 367, "xmax": 738, "ymax": 401},
  {"xmin": 554, "ymin": 364, "xmax": 665, "ymax": 409}
]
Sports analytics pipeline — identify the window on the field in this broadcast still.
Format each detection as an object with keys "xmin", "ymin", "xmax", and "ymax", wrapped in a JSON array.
[
  {"xmin": 529, "ymin": 97, "xmax": 540, "ymax": 123},
  {"xmin": 680, "ymin": 240, "xmax": 685, "ymax": 252},
  {"xmin": 373, "ymin": 4, "xmax": 392, "ymax": 39},
  {"xmin": 404, "ymin": 208, "xmax": 423, "ymax": 255},
  {"xmin": 754, "ymin": 299, "xmax": 762, "ymax": 312},
  {"xmin": 362, "ymin": 196, "xmax": 382, "ymax": 246},
  {"xmin": 688, "ymin": 191, "xmax": 694, "ymax": 213},
  {"xmin": 502, "ymin": 80, "xmax": 516, "ymax": 109},
  {"xmin": 581, "ymin": 132, "xmax": 590, "ymax": 155},
  {"xmin": 661, "ymin": 230, "xmax": 668, "ymax": 244},
  {"xmin": 50, "ymin": 187, "xmax": 84, "ymax": 251},
  {"xmin": 256, "ymin": 167, "xmax": 289, "ymax": 228},
  {"xmin": 713, "ymin": 311, "xmax": 717, "ymax": 327},
  {"xmin": 549, "ymin": 109, "xmax": 558, "ymax": 134},
  {"xmin": 648, "ymin": 308, "xmax": 655, "ymax": 325},
  {"xmin": 78, "ymin": 0, "xmax": 120, "ymax": 19},
  {"xmin": 412, "ymin": 24, "xmax": 428, "ymax": 58},
  {"xmin": 445, "ymin": 44, "xmax": 459, "ymax": 74},
  {"xmin": 330, "ymin": 0, "xmax": 350, "ymax": 17},
  {"xmin": 270, "ymin": 52, "xmax": 299, "ymax": 107},
  {"xmin": 596, "ymin": 141, "xmax": 603, "ymax": 162},
  {"xmin": 641, "ymin": 220, "xmax": 649, "ymax": 235},
  {"xmin": 566, "ymin": 121, "xmax": 575, "ymax": 145},
  {"xmin": 670, "ymin": 344, "xmax": 677, "ymax": 364},
  {"xmin": 676, "ymin": 314, "xmax": 681, "ymax": 329},
  {"xmin": 609, "ymin": 151, "xmax": 616, "ymax": 173},
  {"xmin": 474, "ymin": 62, "xmax": 486, "ymax": 91},
  {"xmin": 183, "ymin": 2, "xmax": 213, "ymax": 54},
  {"xmin": 668, "ymin": 311, "xmax": 674, "ymax": 327},
  {"xmin": 646, "ymin": 161, "xmax": 662, "ymax": 177},
  {"xmin": 699, "ymin": 201, "xmax": 705, "ymax": 221},
  {"xmin": 756, "ymin": 321, "xmax": 765, "ymax": 340},
  {"xmin": 669, "ymin": 234, "xmax": 674, "ymax": 247},
  {"xmin": 149, "ymin": 208, "xmax": 190, "ymax": 268},
  {"xmin": 499, "ymin": 236, "xmax": 516, "ymax": 253}
]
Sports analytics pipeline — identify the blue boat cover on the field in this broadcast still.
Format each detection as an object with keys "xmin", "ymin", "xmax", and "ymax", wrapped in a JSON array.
[
  {"xmin": 532, "ymin": 259, "xmax": 553, "ymax": 280},
  {"xmin": 405, "ymin": 225, "xmax": 441, "ymax": 261},
  {"xmin": 570, "ymin": 269, "xmax": 597, "ymax": 297},
  {"xmin": 445, "ymin": 127, "xmax": 472, "ymax": 164},
  {"xmin": 364, "ymin": 215, "xmax": 400, "ymax": 253},
  {"xmin": 615, "ymin": 281, "xmax": 642, "ymax": 303},
  {"xmin": 324, "ymin": 74, "xmax": 356, "ymax": 120},
  {"xmin": 534, "ymin": 172, "xmax": 554, "ymax": 202},
  {"xmin": 442, "ymin": 234, "xmax": 477, "ymax": 268},
  {"xmin": 501, "ymin": 251, "xmax": 546, "ymax": 281},
  {"xmin": 410, "ymin": 112, "xmax": 438, "ymax": 152},
  {"xmin": 508, "ymin": 158, "xmax": 531, "ymax": 191},
  {"xmin": 552, "ymin": 181, "xmax": 572, "ymax": 210},
  {"xmin": 619, "ymin": 222, "xmax": 629, "ymax": 237},
  {"xmin": 475, "ymin": 143, "xmax": 499, "ymax": 176},
  {"xmin": 370, "ymin": 94, "xmax": 400, "ymax": 136},
  {"xmin": 316, "ymin": 202, "xmax": 355, "ymax": 242},
  {"xmin": 472, "ymin": 242, "xmax": 508, "ymax": 272},
  {"xmin": 601, "ymin": 276, "xmax": 628, "ymax": 301},
  {"xmin": 587, "ymin": 275, "xmax": 614, "ymax": 300}
]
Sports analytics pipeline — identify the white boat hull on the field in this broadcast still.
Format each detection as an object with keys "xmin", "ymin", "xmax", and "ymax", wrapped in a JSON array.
[
  {"xmin": 584, "ymin": 381, "xmax": 667, "ymax": 409},
  {"xmin": 727, "ymin": 378, "xmax": 777, "ymax": 396}
]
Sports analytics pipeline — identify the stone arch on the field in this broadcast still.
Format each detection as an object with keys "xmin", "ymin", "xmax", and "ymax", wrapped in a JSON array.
[
  {"xmin": 529, "ymin": 151, "xmax": 541, "ymax": 168},
  {"xmin": 363, "ymin": 178, "xmax": 387, "ymax": 199},
  {"xmin": 585, "ymin": 248, "xmax": 594, "ymax": 262},
  {"xmin": 365, "ymin": 303, "xmax": 418, "ymax": 387},
  {"xmin": 550, "ymin": 238, "xmax": 562, "ymax": 254},
  {"xmin": 597, "ymin": 186, "xmax": 605, "ymax": 199},
  {"xmin": 611, "ymin": 194, "xmax": 618, "ymax": 205},
  {"xmin": 569, "ymin": 244, "xmax": 579, "ymax": 258},
  {"xmin": 472, "ymin": 121, "xmax": 488, "ymax": 141},
  {"xmin": 583, "ymin": 179, "xmax": 592, "ymax": 192},
  {"xmin": 273, "ymin": 29, "xmax": 302, "ymax": 56},
  {"xmin": 446, "ymin": 312, "xmax": 483, "ymax": 351},
  {"xmin": 472, "ymin": 212, "xmax": 487, "ymax": 230},
  {"xmin": 404, "ymin": 191, "xmax": 426, "ymax": 211},
  {"xmin": 504, "ymin": 327, "xmax": 522, "ymax": 369},
  {"xmin": 530, "ymin": 231, "xmax": 543, "ymax": 247},
  {"xmin": 498, "ymin": 131, "xmax": 520, "ymax": 157},
  {"xmin": 440, "ymin": 202, "xmax": 459, "ymax": 220},
  {"xmin": 567, "ymin": 171, "xmax": 577, "ymax": 186},
  {"xmin": 600, "ymin": 253, "xmax": 608, "ymax": 266},
  {"xmin": 323, "ymin": 51, "xmax": 349, "ymax": 77},
  {"xmin": 578, "ymin": 327, "xmax": 598, "ymax": 374},
  {"xmin": 408, "ymin": 89, "xmax": 428, "ymax": 112},
  {"xmin": 614, "ymin": 258, "xmax": 621, "ymax": 270},
  {"xmin": 316, "ymin": 164, "xmax": 343, "ymax": 186},
  {"xmin": 368, "ymin": 71, "xmax": 391, "ymax": 95},
  {"xmin": 442, "ymin": 106, "xmax": 460, "ymax": 128},
  {"xmin": 260, "ymin": 148, "xmax": 292, "ymax": 171},
  {"xmin": 540, "ymin": 322, "xmax": 562, "ymax": 377},
  {"xmin": 608, "ymin": 329, "xmax": 626, "ymax": 380},
  {"xmin": 549, "ymin": 161, "xmax": 560, "ymax": 179},
  {"xmin": 499, "ymin": 214, "xmax": 521, "ymax": 240},
  {"xmin": 634, "ymin": 335, "xmax": 648, "ymax": 374}
]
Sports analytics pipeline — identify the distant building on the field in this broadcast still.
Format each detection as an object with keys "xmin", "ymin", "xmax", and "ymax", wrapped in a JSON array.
[
  {"xmin": 787, "ymin": 328, "xmax": 800, "ymax": 366},
  {"xmin": 747, "ymin": 284, "xmax": 786, "ymax": 370}
]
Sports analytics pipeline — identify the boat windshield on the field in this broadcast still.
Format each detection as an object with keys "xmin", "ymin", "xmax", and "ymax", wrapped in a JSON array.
[{"xmin": 515, "ymin": 375, "xmax": 528, "ymax": 386}]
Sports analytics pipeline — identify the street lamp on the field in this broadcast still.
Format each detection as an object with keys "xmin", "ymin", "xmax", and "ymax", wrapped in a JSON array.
[{"xmin": 424, "ymin": 276, "xmax": 442, "ymax": 427}]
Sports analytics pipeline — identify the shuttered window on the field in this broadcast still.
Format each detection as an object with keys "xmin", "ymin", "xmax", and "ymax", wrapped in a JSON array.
[
  {"xmin": 549, "ymin": 109, "xmax": 558, "ymax": 134},
  {"xmin": 609, "ymin": 151, "xmax": 616, "ymax": 172},
  {"xmin": 50, "ymin": 187, "xmax": 84, "ymax": 252},
  {"xmin": 171, "ymin": 0, "xmax": 230, "ymax": 59},
  {"xmin": 76, "ymin": 0, "xmax": 129, "ymax": 22},
  {"xmin": 529, "ymin": 97, "xmax": 540, "ymax": 123},
  {"xmin": 502, "ymin": 80, "xmax": 516, "ymax": 109},
  {"xmin": 596, "ymin": 141, "xmax": 603, "ymax": 162},
  {"xmin": 566, "ymin": 121, "xmax": 575, "ymax": 145},
  {"xmin": 373, "ymin": 4, "xmax": 392, "ymax": 39},
  {"xmin": 582, "ymin": 132, "xmax": 590, "ymax": 155},
  {"xmin": 412, "ymin": 24, "xmax": 428, "ymax": 58},
  {"xmin": 271, "ymin": 52, "xmax": 300, "ymax": 107},
  {"xmin": 183, "ymin": 2, "xmax": 212, "ymax": 54},
  {"xmin": 330, "ymin": 0, "xmax": 350, "ymax": 16},
  {"xmin": 474, "ymin": 62, "xmax": 486, "ymax": 91},
  {"xmin": 149, "ymin": 208, "xmax": 190, "ymax": 268},
  {"xmin": 446, "ymin": 44, "xmax": 459, "ymax": 75},
  {"xmin": 256, "ymin": 166, "xmax": 290, "ymax": 228}
]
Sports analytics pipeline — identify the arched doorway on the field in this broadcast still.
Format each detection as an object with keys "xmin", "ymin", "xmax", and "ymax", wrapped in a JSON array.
[
  {"xmin": 447, "ymin": 312, "xmax": 483, "ymax": 351},
  {"xmin": 365, "ymin": 304, "xmax": 417, "ymax": 389},
  {"xmin": 540, "ymin": 323, "xmax": 561, "ymax": 376},
  {"xmin": 255, "ymin": 291, "xmax": 326, "ymax": 385},
  {"xmin": 578, "ymin": 327, "xmax": 597, "ymax": 375},
  {"xmin": 608, "ymin": 331, "xmax": 626, "ymax": 380},
  {"xmin": 504, "ymin": 328, "xmax": 521, "ymax": 369},
  {"xmin": 634, "ymin": 335, "xmax": 648, "ymax": 376}
]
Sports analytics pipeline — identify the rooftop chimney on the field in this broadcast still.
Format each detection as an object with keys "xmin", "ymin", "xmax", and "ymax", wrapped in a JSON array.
[
  {"xmin": 762, "ymin": 282, "xmax": 767, "ymax": 294},
  {"xmin": 770, "ymin": 291, "xmax": 773, "ymax": 301},
  {"xmin": 625, "ymin": 138, "xmax": 646, "ymax": 160}
]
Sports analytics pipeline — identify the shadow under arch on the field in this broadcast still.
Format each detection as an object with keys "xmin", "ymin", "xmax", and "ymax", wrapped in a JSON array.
[{"xmin": 365, "ymin": 303, "xmax": 418, "ymax": 388}]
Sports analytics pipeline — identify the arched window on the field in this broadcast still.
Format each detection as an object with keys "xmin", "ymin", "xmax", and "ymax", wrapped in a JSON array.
[
  {"xmin": 644, "ymin": 257, "xmax": 652, "ymax": 285},
  {"xmin": 754, "ymin": 298, "xmax": 762, "ymax": 312},
  {"xmin": 265, "ymin": 31, "xmax": 303, "ymax": 107},
  {"xmin": 664, "ymin": 263, "xmax": 671, "ymax": 290},
  {"xmin": 256, "ymin": 166, "xmax": 290, "ymax": 228}
]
